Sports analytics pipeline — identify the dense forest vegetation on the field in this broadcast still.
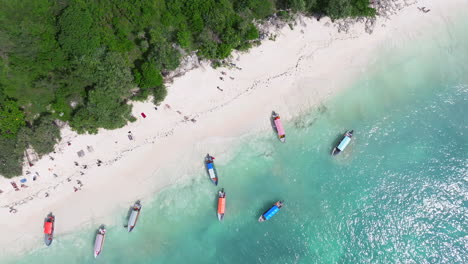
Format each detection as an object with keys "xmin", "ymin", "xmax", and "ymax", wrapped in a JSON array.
[{"xmin": 0, "ymin": 0, "xmax": 375, "ymax": 177}]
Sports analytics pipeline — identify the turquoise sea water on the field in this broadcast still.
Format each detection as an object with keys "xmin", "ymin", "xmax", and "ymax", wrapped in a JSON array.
[{"xmin": 5, "ymin": 17, "xmax": 468, "ymax": 264}]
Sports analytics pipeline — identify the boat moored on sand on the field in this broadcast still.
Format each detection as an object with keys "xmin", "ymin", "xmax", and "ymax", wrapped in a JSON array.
[
  {"xmin": 43, "ymin": 213, "xmax": 55, "ymax": 246},
  {"xmin": 94, "ymin": 226, "xmax": 106, "ymax": 258},
  {"xmin": 258, "ymin": 201, "xmax": 283, "ymax": 222},
  {"xmin": 205, "ymin": 154, "xmax": 218, "ymax": 185},
  {"xmin": 272, "ymin": 112, "xmax": 286, "ymax": 142},
  {"xmin": 217, "ymin": 188, "xmax": 226, "ymax": 221},
  {"xmin": 332, "ymin": 130, "xmax": 354, "ymax": 156},
  {"xmin": 127, "ymin": 201, "xmax": 142, "ymax": 232}
]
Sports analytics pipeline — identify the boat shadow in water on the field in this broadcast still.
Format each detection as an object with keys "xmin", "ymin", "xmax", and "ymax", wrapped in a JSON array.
[
  {"xmin": 203, "ymin": 157, "xmax": 209, "ymax": 178},
  {"xmin": 270, "ymin": 111, "xmax": 278, "ymax": 135},
  {"xmin": 213, "ymin": 192, "xmax": 219, "ymax": 213}
]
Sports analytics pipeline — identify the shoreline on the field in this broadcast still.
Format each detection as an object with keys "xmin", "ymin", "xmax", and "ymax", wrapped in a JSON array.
[{"xmin": 0, "ymin": 0, "xmax": 465, "ymax": 256}]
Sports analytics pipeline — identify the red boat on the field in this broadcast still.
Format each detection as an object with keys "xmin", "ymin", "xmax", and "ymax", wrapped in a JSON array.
[
  {"xmin": 44, "ymin": 213, "xmax": 55, "ymax": 246},
  {"xmin": 217, "ymin": 189, "xmax": 226, "ymax": 221}
]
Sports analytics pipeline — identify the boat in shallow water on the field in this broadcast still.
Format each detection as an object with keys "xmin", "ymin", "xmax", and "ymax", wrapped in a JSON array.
[
  {"xmin": 43, "ymin": 213, "xmax": 55, "ymax": 246},
  {"xmin": 217, "ymin": 188, "xmax": 226, "ymax": 221},
  {"xmin": 127, "ymin": 201, "xmax": 142, "ymax": 232},
  {"xmin": 272, "ymin": 112, "xmax": 286, "ymax": 142},
  {"xmin": 205, "ymin": 154, "xmax": 218, "ymax": 185},
  {"xmin": 258, "ymin": 201, "xmax": 283, "ymax": 222},
  {"xmin": 332, "ymin": 130, "xmax": 354, "ymax": 156},
  {"xmin": 94, "ymin": 226, "xmax": 106, "ymax": 258}
]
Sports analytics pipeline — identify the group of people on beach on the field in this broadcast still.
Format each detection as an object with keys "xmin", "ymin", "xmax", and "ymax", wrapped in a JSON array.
[
  {"xmin": 1, "ymin": 70, "xmax": 235, "ymax": 216},
  {"xmin": 216, "ymin": 70, "xmax": 238, "ymax": 92}
]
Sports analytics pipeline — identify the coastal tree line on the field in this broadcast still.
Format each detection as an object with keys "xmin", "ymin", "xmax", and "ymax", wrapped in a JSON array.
[{"xmin": 0, "ymin": 0, "xmax": 375, "ymax": 177}]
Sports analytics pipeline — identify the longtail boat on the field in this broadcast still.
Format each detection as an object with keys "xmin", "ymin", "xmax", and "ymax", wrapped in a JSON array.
[
  {"xmin": 332, "ymin": 130, "xmax": 354, "ymax": 156},
  {"xmin": 94, "ymin": 226, "xmax": 106, "ymax": 258},
  {"xmin": 127, "ymin": 201, "xmax": 142, "ymax": 232},
  {"xmin": 217, "ymin": 188, "xmax": 226, "ymax": 221},
  {"xmin": 272, "ymin": 112, "xmax": 286, "ymax": 142},
  {"xmin": 205, "ymin": 154, "xmax": 218, "ymax": 185},
  {"xmin": 44, "ymin": 213, "xmax": 55, "ymax": 246},
  {"xmin": 258, "ymin": 201, "xmax": 284, "ymax": 222}
]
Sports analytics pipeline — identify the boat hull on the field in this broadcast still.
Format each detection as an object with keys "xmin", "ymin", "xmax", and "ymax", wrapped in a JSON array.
[
  {"xmin": 331, "ymin": 147, "xmax": 341, "ymax": 156},
  {"xmin": 44, "ymin": 234, "xmax": 53, "ymax": 246},
  {"xmin": 210, "ymin": 178, "xmax": 218, "ymax": 186},
  {"xmin": 218, "ymin": 213, "xmax": 224, "ymax": 221}
]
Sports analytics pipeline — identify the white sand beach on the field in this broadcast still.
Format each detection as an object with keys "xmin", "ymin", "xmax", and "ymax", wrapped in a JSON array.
[{"xmin": 0, "ymin": 0, "xmax": 465, "ymax": 255}]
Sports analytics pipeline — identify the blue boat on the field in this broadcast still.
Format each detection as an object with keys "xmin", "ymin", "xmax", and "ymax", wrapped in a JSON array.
[
  {"xmin": 332, "ymin": 130, "xmax": 353, "ymax": 156},
  {"xmin": 205, "ymin": 154, "xmax": 218, "ymax": 185},
  {"xmin": 258, "ymin": 201, "xmax": 284, "ymax": 222}
]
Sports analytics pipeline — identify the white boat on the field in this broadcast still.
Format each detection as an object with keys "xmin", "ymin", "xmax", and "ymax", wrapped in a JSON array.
[
  {"xmin": 128, "ymin": 201, "xmax": 142, "ymax": 232},
  {"xmin": 332, "ymin": 130, "xmax": 354, "ymax": 156},
  {"xmin": 94, "ymin": 226, "xmax": 106, "ymax": 258}
]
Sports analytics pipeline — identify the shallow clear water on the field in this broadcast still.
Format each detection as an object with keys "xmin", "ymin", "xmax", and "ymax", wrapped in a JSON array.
[{"xmin": 5, "ymin": 17, "xmax": 468, "ymax": 264}]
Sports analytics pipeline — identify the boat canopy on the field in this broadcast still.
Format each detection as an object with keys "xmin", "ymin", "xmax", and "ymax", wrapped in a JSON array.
[
  {"xmin": 44, "ymin": 222, "xmax": 53, "ymax": 234},
  {"xmin": 263, "ymin": 205, "xmax": 280, "ymax": 220},
  {"xmin": 128, "ymin": 211, "xmax": 138, "ymax": 227},
  {"xmin": 274, "ymin": 119, "xmax": 285, "ymax": 136},
  {"xmin": 337, "ymin": 136, "xmax": 351, "ymax": 151},
  {"xmin": 94, "ymin": 234, "xmax": 104, "ymax": 253},
  {"xmin": 207, "ymin": 162, "xmax": 214, "ymax": 169},
  {"xmin": 218, "ymin": 198, "xmax": 225, "ymax": 214},
  {"xmin": 208, "ymin": 168, "xmax": 216, "ymax": 179}
]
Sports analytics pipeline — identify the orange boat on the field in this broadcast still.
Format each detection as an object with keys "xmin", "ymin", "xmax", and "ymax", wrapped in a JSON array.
[
  {"xmin": 217, "ymin": 189, "xmax": 226, "ymax": 221},
  {"xmin": 44, "ymin": 213, "xmax": 55, "ymax": 246}
]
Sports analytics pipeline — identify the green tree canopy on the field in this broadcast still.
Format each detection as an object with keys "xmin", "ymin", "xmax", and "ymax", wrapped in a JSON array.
[
  {"xmin": 0, "ymin": 0, "xmax": 375, "ymax": 177},
  {"xmin": 0, "ymin": 99, "xmax": 25, "ymax": 138},
  {"xmin": 57, "ymin": 1, "xmax": 101, "ymax": 57}
]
